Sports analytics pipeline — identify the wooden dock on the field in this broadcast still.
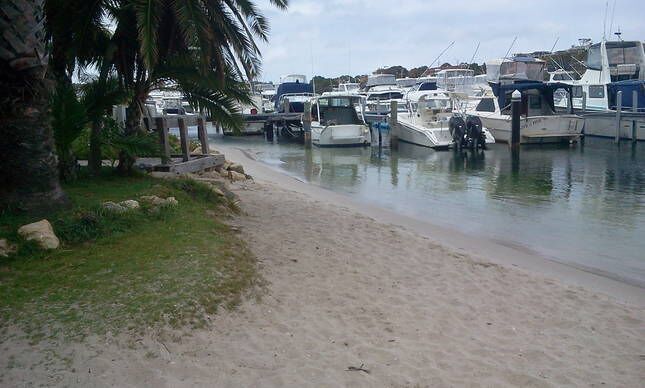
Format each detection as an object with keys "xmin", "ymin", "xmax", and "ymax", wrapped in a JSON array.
[{"xmin": 141, "ymin": 114, "xmax": 225, "ymax": 173}]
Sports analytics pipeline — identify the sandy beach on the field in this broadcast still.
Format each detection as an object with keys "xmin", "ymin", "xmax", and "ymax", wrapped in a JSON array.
[{"xmin": 2, "ymin": 150, "xmax": 644, "ymax": 387}]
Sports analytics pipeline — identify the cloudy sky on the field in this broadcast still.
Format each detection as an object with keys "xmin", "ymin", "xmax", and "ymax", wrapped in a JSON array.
[{"xmin": 254, "ymin": 0, "xmax": 644, "ymax": 82}]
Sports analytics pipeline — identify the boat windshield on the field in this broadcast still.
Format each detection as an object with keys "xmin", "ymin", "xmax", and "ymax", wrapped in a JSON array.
[
  {"xmin": 587, "ymin": 41, "xmax": 644, "ymax": 70},
  {"xmin": 420, "ymin": 99, "xmax": 450, "ymax": 110},
  {"xmin": 368, "ymin": 92, "xmax": 403, "ymax": 100}
]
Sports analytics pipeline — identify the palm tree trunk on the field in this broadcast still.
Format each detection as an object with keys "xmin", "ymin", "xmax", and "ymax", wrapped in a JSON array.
[
  {"xmin": 0, "ymin": 0, "xmax": 68, "ymax": 212},
  {"xmin": 116, "ymin": 98, "xmax": 143, "ymax": 174},
  {"xmin": 88, "ymin": 119, "xmax": 103, "ymax": 175}
]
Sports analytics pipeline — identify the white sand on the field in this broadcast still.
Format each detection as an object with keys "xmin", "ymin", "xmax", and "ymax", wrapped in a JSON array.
[{"xmin": 2, "ymin": 151, "xmax": 644, "ymax": 387}]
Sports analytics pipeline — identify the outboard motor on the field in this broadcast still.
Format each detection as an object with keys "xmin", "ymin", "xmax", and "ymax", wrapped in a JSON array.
[
  {"xmin": 449, "ymin": 115, "xmax": 467, "ymax": 150},
  {"xmin": 465, "ymin": 115, "xmax": 487, "ymax": 150}
]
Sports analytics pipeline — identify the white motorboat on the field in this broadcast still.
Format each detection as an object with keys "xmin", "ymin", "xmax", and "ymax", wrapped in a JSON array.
[
  {"xmin": 310, "ymin": 94, "xmax": 371, "ymax": 147},
  {"xmin": 399, "ymin": 92, "xmax": 495, "ymax": 149},
  {"xmin": 468, "ymin": 81, "xmax": 583, "ymax": 144},
  {"xmin": 550, "ymin": 40, "xmax": 645, "ymax": 140},
  {"xmin": 397, "ymin": 92, "xmax": 454, "ymax": 149}
]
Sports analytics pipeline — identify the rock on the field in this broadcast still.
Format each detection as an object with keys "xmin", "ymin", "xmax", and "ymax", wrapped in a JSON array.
[
  {"xmin": 192, "ymin": 146, "xmax": 203, "ymax": 154},
  {"xmin": 219, "ymin": 169, "xmax": 229, "ymax": 178},
  {"xmin": 228, "ymin": 163, "xmax": 245, "ymax": 174},
  {"xmin": 140, "ymin": 195, "xmax": 178, "ymax": 207},
  {"xmin": 222, "ymin": 161, "xmax": 232, "ymax": 171},
  {"xmin": 211, "ymin": 187, "xmax": 225, "ymax": 197},
  {"xmin": 119, "ymin": 200, "xmax": 140, "ymax": 210},
  {"xmin": 228, "ymin": 171, "xmax": 246, "ymax": 182},
  {"xmin": 0, "ymin": 239, "xmax": 17, "ymax": 257},
  {"xmin": 17, "ymin": 219, "xmax": 60, "ymax": 250},
  {"xmin": 102, "ymin": 201, "xmax": 127, "ymax": 213}
]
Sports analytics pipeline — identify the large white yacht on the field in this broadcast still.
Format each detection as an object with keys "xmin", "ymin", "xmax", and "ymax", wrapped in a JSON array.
[
  {"xmin": 551, "ymin": 40, "xmax": 645, "ymax": 140},
  {"xmin": 309, "ymin": 94, "xmax": 371, "ymax": 147},
  {"xmin": 468, "ymin": 82, "xmax": 583, "ymax": 144}
]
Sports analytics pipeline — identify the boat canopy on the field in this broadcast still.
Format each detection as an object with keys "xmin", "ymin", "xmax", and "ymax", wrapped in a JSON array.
[
  {"xmin": 273, "ymin": 81, "xmax": 314, "ymax": 110},
  {"xmin": 490, "ymin": 81, "xmax": 574, "ymax": 111},
  {"xmin": 607, "ymin": 80, "xmax": 645, "ymax": 110}
]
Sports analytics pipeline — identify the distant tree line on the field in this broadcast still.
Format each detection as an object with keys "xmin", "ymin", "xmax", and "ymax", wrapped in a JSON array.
[{"xmin": 310, "ymin": 62, "xmax": 488, "ymax": 92}]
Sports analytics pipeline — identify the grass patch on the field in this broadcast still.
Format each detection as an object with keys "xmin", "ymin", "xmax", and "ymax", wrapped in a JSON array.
[{"xmin": 0, "ymin": 171, "xmax": 259, "ymax": 341}]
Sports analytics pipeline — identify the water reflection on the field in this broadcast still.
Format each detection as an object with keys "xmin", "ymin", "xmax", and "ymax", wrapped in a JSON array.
[{"xmin": 217, "ymin": 135, "xmax": 645, "ymax": 286}]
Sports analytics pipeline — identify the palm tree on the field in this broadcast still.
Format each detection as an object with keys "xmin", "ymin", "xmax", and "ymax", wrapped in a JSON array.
[
  {"xmin": 104, "ymin": 0, "xmax": 288, "ymax": 173},
  {"xmin": 0, "ymin": 0, "xmax": 68, "ymax": 211}
]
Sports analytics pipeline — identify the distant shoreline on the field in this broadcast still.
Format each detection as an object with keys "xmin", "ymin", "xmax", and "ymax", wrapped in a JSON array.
[{"xmin": 216, "ymin": 143, "xmax": 645, "ymax": 307}]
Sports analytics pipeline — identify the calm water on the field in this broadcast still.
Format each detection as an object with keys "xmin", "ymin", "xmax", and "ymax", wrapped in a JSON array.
[{"xmin": 215, "ymin": 134, "xmax": 645, "ymax": 287}]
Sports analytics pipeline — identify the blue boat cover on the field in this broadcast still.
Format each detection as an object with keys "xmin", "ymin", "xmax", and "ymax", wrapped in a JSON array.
[
  {"xmin": 273, "ymin": 81, "xmax": 314, "ymax": 111},
  {"xmin": 607, "ymin": 80, "xmax": 645, "ymax": 110},
  {"xmin": 490, "ymin": 81, "xmax": 573, "ymax": 111}
]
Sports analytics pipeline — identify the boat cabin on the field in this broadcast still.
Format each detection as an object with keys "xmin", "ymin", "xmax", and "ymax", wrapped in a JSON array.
[
  {"xmin": 311, "ymin": 96, "xmax": 365, "ymax": 126},
  {"xmin": 486, "ymin": 56, "xmax": 546, "ymax": 82},
  {"xmin": 273, "ymin": 80, "xmax": 315, "ymax": 112},
  {"xmin": 475, "ymin": 81, "xmax": 575, "ymax": 117}
]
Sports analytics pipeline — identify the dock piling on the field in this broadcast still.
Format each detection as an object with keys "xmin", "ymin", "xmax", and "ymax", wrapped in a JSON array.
[
  {"xmin": 303, "ymin": 101, "xmax": 312, "ymax": 149},
  {"xmin": 615, "ymin": 91, "xmax": 622, "ymax": 143},
  {"xmin": 511, "ymin": 90, "xmax": 521, "ymax": 150},
  {"xmin": 581, "ymin": 91, "xmax": 587, "ymax": 112},
  {"xmin": 178, "ymin": 118, "xmax": 190, "ymax": 162},
  {"xmin": 390, "ymin": 100, "xmax": 399, "ymax": 149},
  {"xmin": 156, "ymin": 117, "xmax": 171, "ymax": 164},
  {"xmin": 633, "ymin": 90, "xmax": 638, "ymax": 143},
  {"xmin": 197, "ymin": 117, "xmax": 209, "ymax": 154}
]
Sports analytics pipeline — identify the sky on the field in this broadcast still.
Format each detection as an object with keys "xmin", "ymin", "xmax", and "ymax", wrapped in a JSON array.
[{"xmin": 254, "ymin": 0, "xmax": 645, "ymax": 83}]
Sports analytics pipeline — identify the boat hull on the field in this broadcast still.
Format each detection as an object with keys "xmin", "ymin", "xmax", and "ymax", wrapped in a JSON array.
[
  {"xmin": 312, "ymin": 124, "xmax": 371, "ymax": 147},
  {"xmin": 579, "ymin": 111, "xmax": 645, "ymax": 141},
  {"xmin": 477, "ymin": 115, "xmax": 583, "ymax": 144},
  {"xmin": 397, "ymin": 118, "xmax": 453, "ymax": 149}
]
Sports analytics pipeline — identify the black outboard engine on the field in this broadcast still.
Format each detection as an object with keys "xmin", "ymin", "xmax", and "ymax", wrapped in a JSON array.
[
  {"xmin": 465, "ymin": 115, "xmax": 487, "ymax": 150},
  {"xmin": 449, "ymin": 115, "xmax": 467, "ymax": 150}
]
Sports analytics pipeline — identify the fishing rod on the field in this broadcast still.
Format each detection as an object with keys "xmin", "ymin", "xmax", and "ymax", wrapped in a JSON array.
[{"xmin": 422, "ymin": 41, "xmax": 455, "ymax": 76}]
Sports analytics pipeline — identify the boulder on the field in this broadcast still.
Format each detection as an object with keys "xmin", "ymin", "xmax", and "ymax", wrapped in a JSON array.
[
  {"xmin": 228, "ymin": 171, "xmax": 246, "ymax": 182},
  {"xmin": 211, "ymin": 187, "xmax": 225, "ymax": 197},
  {"xmin": 102, "ymin": 201, "xmax": 127, "ymax": 213},
  {"xmin": 219, "ymin": 169, "xmax": 229, "ymax": 178},
  {"xmin": 140, "ymin": 195, "xmax": 179, "ymax": 207},
  {"xmin": 222, "ymin": 161, "xmax": 232, "ymax": 171},
  {"xmin": 0, "ymin": 239, "xmax": 16, "ymax": 257},
  {"xmin": 17, "ymin": 220, "xmax": 60, "ymax": 250},
  {"xmin": 192, "ymin": 145, "xmax": 203, "ymax": 154},
  {"xmin": 119, "ymin": 199, "xmax": 140, "ymax": 210},
  {"xmin": 228, "ymin": 163, "xmax": 245, "ymax": 174}
]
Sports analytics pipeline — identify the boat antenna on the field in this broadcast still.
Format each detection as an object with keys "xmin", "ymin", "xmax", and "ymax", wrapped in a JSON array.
[
  {"xmin": 310, "ymin": 40, "xmax": 316, "ymax": 95},
  {"xmin": 421, "ymin": 41, "xmax": 455, "ymax": 76},
  {"xmin": 602, "ymin": 1, "xmax": 609, "ymax": 40},
  {"xmin": 549, "ymin": 37, "xmax": 560, "ymax": 53},
  {"xmin": 503, "ymin": 36, "xmax": 517, "ymax": 61},
  {"xmin": 468, "ymin": 42, "xmax": 481, "ymax": 66},
  {"xmin": 608, "ymin": 0, "xmax": 617, "ymax": 36}
]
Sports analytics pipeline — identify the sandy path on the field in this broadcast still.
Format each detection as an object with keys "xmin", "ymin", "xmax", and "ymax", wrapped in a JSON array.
[{"xmin": 2, "ymin": 178, "xmax": 644, "ymax": 387}]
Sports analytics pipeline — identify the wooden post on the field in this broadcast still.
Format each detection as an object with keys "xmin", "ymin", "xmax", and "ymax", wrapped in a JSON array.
[
  {"xmin": 633, "ymin": 90, "xmax": 638, "ymax": 143},
  {"xmin": 581, "ymin": 91, "xmax": 587, "ymax": 112},
  {"xmin": 376, "ymin": 97, "xmax": 380, "ymax": 115},
  {"xmin": 615, "ymin": 91, "xmax": 622, "ymax": 143},
  {"xmin": 282, "ymin": 98, "xmax": 290, "ymax": 113},
  {"xmin": 511, "ymin": 90, "xmax": 521, "ymax": 149},
  {"xmin": 303, "ymin": 101, "xmax": 312, "ymax": 149},
  {"xmin": 178, "ymin": 117, "xmax": 190, "ymax": 162},
  {"xmin": 156, "ymin": 117, "xmax": 171, "ymax": 164},
  {"xmin": 197, "ymin": 117, "xmax": 209, "ymax": 154},
  {"xmin": 143, "ymin": 117, "xmax": 150, "ymax": 131},
  {"xmin": 389, "ymin": 100, "xmax": 398, "ymax": 149}
]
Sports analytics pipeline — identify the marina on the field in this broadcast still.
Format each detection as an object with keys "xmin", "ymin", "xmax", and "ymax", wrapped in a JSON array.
[{"xmin": 215, "ymin": 133, "xmax": 645, "ymax": 288}]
